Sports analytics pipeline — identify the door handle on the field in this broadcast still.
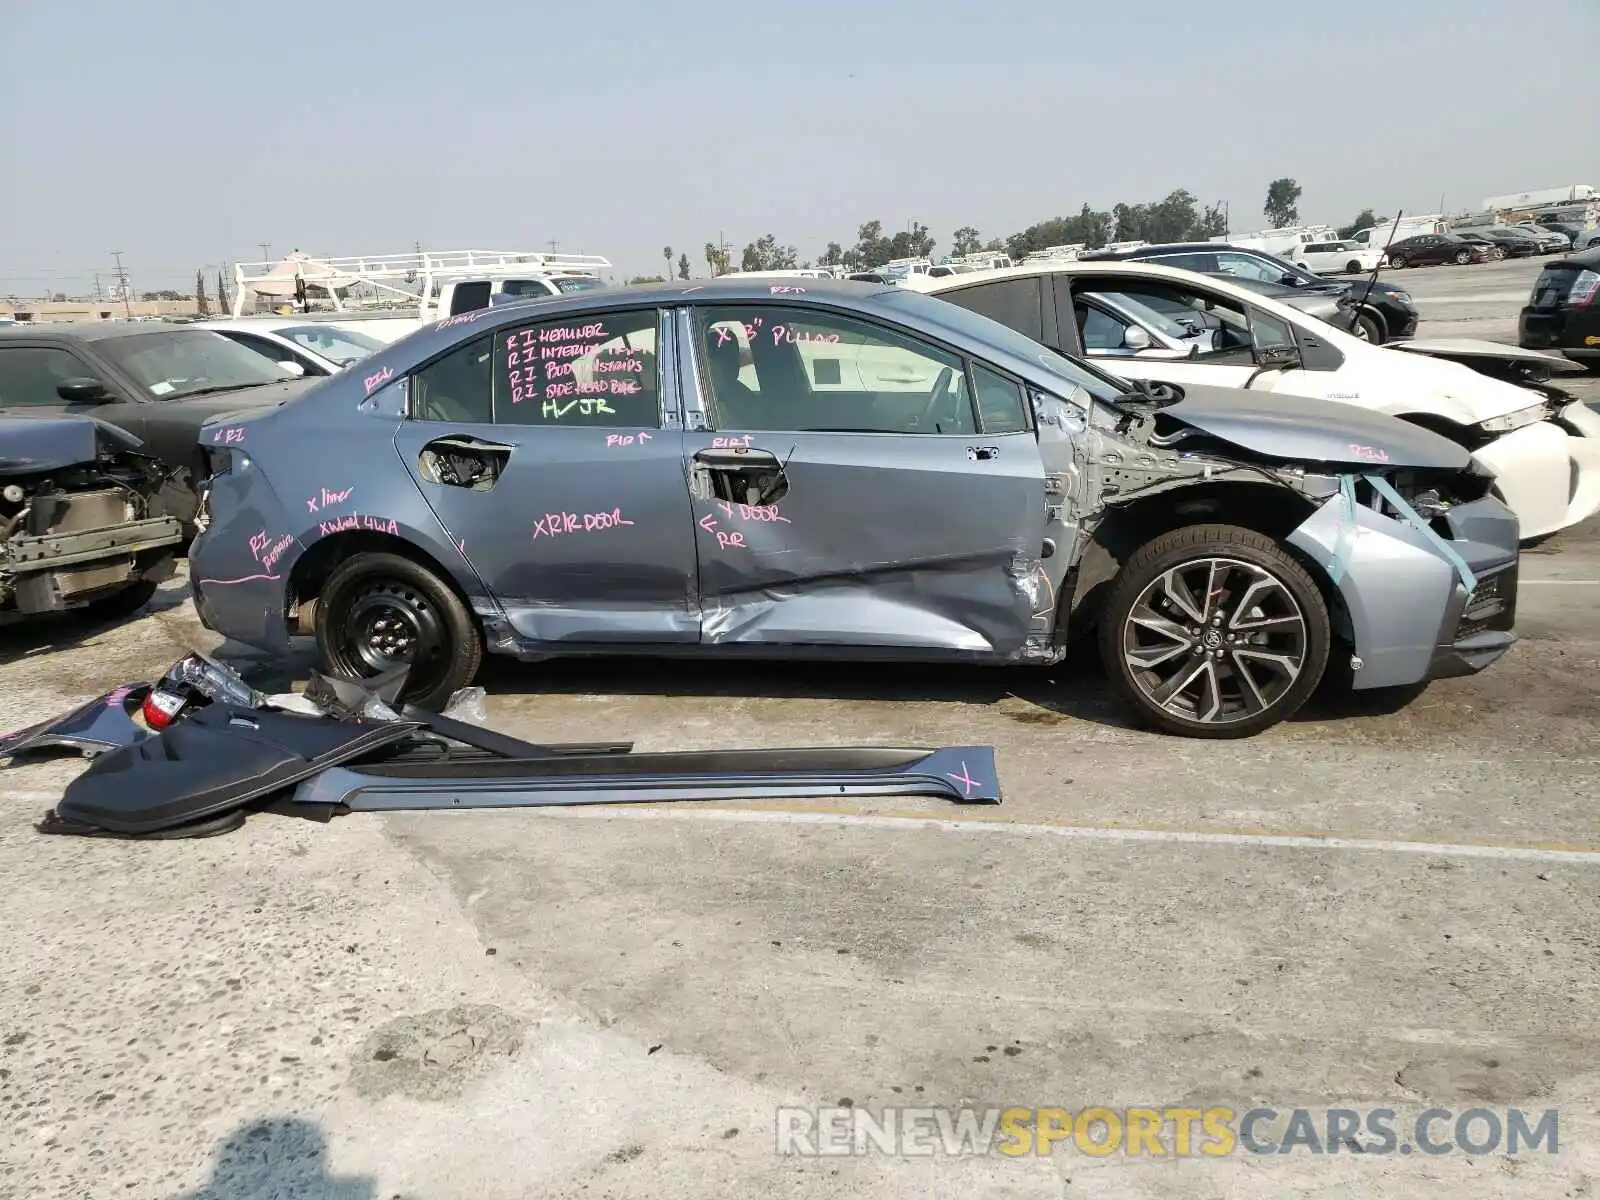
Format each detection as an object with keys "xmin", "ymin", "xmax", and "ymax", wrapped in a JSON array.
[
  {"xmin": 693, "ymin": 445, "xmax": 781, "ymax": 470},
  {"xmin": 967, "ymin": 445, "xmax": 999, "ymax": 461}
]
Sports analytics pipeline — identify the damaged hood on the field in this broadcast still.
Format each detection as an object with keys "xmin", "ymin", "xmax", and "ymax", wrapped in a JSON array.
[
  {"xmin": 0, "ymin": 414, "xmax": 146, "ymax": 474},
  {"xmin": 1157, "ymin": 382, "xmax": 1471, "ymax": 470},
  {"xmin": 1384, "ymin": 338, "xmax": 1586, "ymax": 375}
]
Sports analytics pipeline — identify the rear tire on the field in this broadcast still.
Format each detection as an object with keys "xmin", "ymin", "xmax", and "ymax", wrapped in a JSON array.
[
  {"xmin": 1346, "ymin": 260, "xmax": 1363, "ymax": 274},
  {"xmin": 1387, "ymin": 253, "xmax": 1406, "ymax": 269},
  {"xmin": 1097, "ymin": 524, "xmax": 1331, "ymax": 739},
  {"xmin": 315, "ymin": 551, "xmax": 482, "ymax": 711}
]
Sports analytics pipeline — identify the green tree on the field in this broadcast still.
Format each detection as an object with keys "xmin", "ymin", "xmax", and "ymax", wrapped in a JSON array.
[
  {"xmin": 1264, "ymin": 178, "xmax": 1303, "ymax": 228},
  {"xmin": 628, "ymin": 274, "xmax": 666, "ymax": 284},
  {"xmin": 951, "ymin": 226, "xmax": 983, "ymax": 256},
  {"xmin": 1337, "ymin": 209, "xmax": 1383, "ymax": 239},
  {"xmin": 216, "ymin": 267, "xmax": 229, "ymax": 311},
  {"xmin": 677, "ymin": 252, "xmax": 691, "ymax": 279},
  {"xmin": 740, "ymin": 234, "xmax": 799, "ymax": 272},
  {"xmin": 821, "ymin": 241, "xmax": 844, "ymax": 267},
  {"xmin": 704, "ymin": 241, "xmax": 729, "ymax": 277}
]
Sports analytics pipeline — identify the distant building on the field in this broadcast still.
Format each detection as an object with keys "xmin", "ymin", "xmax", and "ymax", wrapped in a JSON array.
[{"xmin": 0, "ymin": 298, "xmax": 201, "ymax": 324}]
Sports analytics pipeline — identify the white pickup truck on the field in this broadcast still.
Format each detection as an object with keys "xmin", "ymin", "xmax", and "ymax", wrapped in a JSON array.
[{"xmin": 226, "ymin": 249, "xmax": 612, "ymax": 344}]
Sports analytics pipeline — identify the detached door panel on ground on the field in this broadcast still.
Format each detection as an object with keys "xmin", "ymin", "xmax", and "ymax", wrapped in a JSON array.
[
  {"xmin": 683, "ymin": 303, "xmax": 1047, "ymax": 658},
  {"xmin": 392, "ymin": 310, "xmax": 700, "ymax": 645}
]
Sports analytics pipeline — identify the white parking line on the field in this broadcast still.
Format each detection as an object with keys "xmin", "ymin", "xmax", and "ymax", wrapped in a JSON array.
[
  {"xmin": 527, "ymin": 807, "xmax": 1600, "ymax": 865},
  {"xmin": 1521, "ymin": 579, "xmax": 1600, "ymax": 586}
]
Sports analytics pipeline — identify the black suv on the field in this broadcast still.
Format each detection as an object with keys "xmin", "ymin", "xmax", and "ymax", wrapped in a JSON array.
[{"xmin": 1079, "ymin": 242, "xmax": 1419, "ymax": 344}]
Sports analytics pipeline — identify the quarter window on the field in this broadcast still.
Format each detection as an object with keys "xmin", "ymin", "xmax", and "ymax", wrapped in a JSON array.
[
  {"xmin": 410, "ymin": 335, "xmax": 493, "ymax": 423},
  {"xmin": 0, "ymin": 346, "xmax": 101, "ymax": 406},
  {"xmin": 695, "ymin": 305, "xmax": 975, "ymax": 435},
  {"xmin": 493, "ymin": 308, "xmax": 660, "ymax": 427},
  {"xmin": 970, "ymin": 363, "xmax": 1030, "ymax": 434}
]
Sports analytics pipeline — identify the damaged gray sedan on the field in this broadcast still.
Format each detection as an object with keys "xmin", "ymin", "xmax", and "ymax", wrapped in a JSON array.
[{"xmin": 188, "ymin": 279, "xmax": 1518, "ymax": 737}]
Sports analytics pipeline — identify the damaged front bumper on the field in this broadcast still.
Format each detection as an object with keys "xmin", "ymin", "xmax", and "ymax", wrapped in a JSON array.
[
  {"xmin": 1471, "ymin": 404, "xmax": 1600, "ymax": 541},
  {"xmin": 3, "ymin": 515, "xmax": 182, "ymax": 614},
  {"xmin": 1288, "ymin": 489, "xmax": 1519, "ymax": 691}
]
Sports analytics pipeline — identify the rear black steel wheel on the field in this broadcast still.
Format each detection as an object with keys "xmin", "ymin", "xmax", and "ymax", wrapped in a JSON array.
[
  {"xmin": 315, "ymin": 551, "xmax": 482, "ymax": 710},
  {"xmin": 1098, "ymin": 525, "xmax": 1331, "ymax": 738}
]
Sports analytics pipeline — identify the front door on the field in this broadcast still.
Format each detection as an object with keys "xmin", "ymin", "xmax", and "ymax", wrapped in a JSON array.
[
  {"xmin": 392, "ymin": 307, "xmax": 700, "ymax": 645},
  {"xmin": 679, "ymin": 301, "xmax": 1047, "ymax": 658}
]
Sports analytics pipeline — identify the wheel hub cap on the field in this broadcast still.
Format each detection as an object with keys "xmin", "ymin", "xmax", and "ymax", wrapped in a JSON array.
[{"xmin": 1122, "ymin": 557, "xmax": 1308, "ymax": 725}]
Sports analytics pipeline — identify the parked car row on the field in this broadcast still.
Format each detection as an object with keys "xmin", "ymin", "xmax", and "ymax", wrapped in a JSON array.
[{"xmin": 5, "ymin": 245, "xmax": 1595, "ymax": 741}]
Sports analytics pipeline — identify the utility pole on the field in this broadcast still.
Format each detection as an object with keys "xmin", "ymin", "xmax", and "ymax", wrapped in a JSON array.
[
  {"xmin": 109, "ymin": 251, "xmax": 133, "ymax": 318},
  {"xmin": 93, "ymin": 273, "xmax": 103, "ymax": 303},
  {"xmin": 547, "ymin": 239, "xmax": 559, "ymax": 254},
  {"xmin": 258, "ymin": 241, "xmax": 272, "ymax": 262}
]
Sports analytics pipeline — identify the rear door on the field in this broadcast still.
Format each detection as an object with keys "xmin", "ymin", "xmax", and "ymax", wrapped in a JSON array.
[
  {"xmin": 391, "ymin": 306, "xmax": 701, "ymax": 645},
  {"xmin": 678, "ymin": 300, "xmax": 1046, "ymax": 658}
]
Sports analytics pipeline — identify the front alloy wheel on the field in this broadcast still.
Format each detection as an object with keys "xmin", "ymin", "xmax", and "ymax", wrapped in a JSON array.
[{"xmin": 1099, "ymin": 526, "xmax": 1331, "ymax": 738}]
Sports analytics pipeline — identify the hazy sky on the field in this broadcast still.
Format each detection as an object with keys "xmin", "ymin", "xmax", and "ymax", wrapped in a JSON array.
[{"xmin": 2, "ymin": 0, "xmax": 1596, "ymax": 295}]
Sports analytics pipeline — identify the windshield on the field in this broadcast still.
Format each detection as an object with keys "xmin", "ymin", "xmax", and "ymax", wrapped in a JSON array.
[
  {"xmin": 881, "ymin": 288, "xmax": 1134, "ymax": 405},
  {"xmin": 97, "ymin": 330, "xmax": 295, "ymax": 399},
  {"xmin": 277, "ymin": 324, "xmax": 384, "ymax": 366}
]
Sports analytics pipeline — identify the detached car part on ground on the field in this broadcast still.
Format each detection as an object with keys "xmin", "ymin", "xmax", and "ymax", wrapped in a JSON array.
[
  {"xmin": 186, "ymin": 280, "xmax": 1519, "ymax": 739},
  {"xmin": 918, "ymin": 261, "xmax": 1600, "ymax": 542},
  {"xmin": 3, "ymin": 654, "xmax": 1000, "ymax": 839},
  {"xmin": 0, "ymin": 416, "xmax": 183, "ymax": 624}
]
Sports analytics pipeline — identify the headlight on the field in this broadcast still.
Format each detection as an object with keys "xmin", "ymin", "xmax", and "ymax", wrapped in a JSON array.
[
  {"xmin": 1478, "ymin": 403, "xmax": 1549, "ymax": 434},
  {"xmin": 1390, "ymin": 291, "xmax": 1413, "ymax": 306}
]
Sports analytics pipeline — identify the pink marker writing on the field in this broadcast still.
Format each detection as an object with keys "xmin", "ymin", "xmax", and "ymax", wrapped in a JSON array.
[
  {"xmin": 363, "ymin": 365, "xmax": 394, "ymax": 395},
  {"xmin": 533, "ymin": 508, "xmax": 634, "ymax": 539}
]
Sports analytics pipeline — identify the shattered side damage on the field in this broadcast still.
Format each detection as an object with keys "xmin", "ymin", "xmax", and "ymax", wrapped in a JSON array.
[{"xmin": 1036, "ymin": 381, "xmax": 1518, "ymax": 689}]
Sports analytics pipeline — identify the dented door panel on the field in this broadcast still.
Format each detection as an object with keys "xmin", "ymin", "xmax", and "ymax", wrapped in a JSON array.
[{"xmin": 688, "ymin": 430, "xmax": 1048, "ymax": 657}]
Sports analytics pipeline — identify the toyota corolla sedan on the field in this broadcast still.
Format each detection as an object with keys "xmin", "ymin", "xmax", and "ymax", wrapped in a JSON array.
[{"xmin": 188, "ymin": 279, "xmax": 1519, "ymax": 738}]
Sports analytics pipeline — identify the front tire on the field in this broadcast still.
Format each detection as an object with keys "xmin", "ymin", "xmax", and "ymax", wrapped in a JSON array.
[
  {"xmin": 1353, "ymin": 311, "xmax": 1382, "ymax": 343},
  {"xmin": 1346, "ymin": 260, "xmax": 1364, "ymax": 274},
  {"xmin": 1097, "ymin": 524, "xmax": 1331, "ymax": 738},
  {"xmin": 1454, "ymin": 249, "xmax": 1473, "ymax": 265},
  {"xmin": 315, "ymin": 551, "xmax": 482, "ymax": 710}
]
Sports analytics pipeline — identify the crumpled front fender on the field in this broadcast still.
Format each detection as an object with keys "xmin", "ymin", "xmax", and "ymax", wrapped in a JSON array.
[{"xmin": 1287, "ymin": 492, "xmax": 1519, "ymax": 690}]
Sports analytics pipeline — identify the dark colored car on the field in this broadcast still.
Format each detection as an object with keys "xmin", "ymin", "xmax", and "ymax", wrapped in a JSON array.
[
  {"xmin": 1462, "ymin": 228, "xmax": 1542, "ymax": 258},
  {"xmin": 1383, "ymin": 234, "xmax": 1493, "ymax": 268},
  {"xmin": 1528, "ymin": 223, "xmax": 1600, "ymax": 251},
  {"xmin": 0, "ymin": 415, "xmax": 184, "ymax": 624},
  {"xmin": 0, "ymin": 323, "xmax": 314, "ymax": 526},
  {"xmin": 1079, "ymin": 242, "xmax": 1417, "ymax": 344},
  {"xmin": 1519, "ymin": 245, "xmax": 1600, "ymax": 371},
  {"xmin": 187, "ymin": 279, "xmax": 1519, "ymax": 739}
]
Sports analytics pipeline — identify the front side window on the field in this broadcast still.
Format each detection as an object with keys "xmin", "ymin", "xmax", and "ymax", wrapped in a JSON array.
[
  {"xmin": 695, "ymin": 304, "xmax": 975, "ymax": 435},
  {"xmin": 494, "ymin": 307, "xmax": 659, "ymax": 427},
  {"xmin": 0, "ymin": 346, "xmax": 99, "ymax": 406},
  {"xmin": 279, "ymin": 324, "xmax": 385, "ymax": 365},
  {"xmin": 411, "ymin": 335, "xmax": 493, "ymax": 422},
  {"xmin": 97, "ymin": 330, "xmax": 294, "ymax": 399},
  {"xmin": 1077, "ymin": 302, "xmax": 1134, "ymax": 351},
  {"xmin": 1247, "ymin": 307, "xmax": 1296, "ymax": 355},
  {"xmin": 1215, "ymin": 252, "xmax": 1287, "ymax": 283}
]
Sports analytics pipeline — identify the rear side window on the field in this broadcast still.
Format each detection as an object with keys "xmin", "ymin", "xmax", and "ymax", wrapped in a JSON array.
[
  {"xmin": 942, "ymin": 278, "xmax": 1045, "ymax": 344},
  {"xmin": 449, "ymin": 280, "xmax": 492, "ymax": 315},
  {"xmin": 0, "ymin": 346, "xmax": 95, "ymax": 406},
  {"xmin": 493, "ymin": 308, "xmax": 660, "ymax": 427}
]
